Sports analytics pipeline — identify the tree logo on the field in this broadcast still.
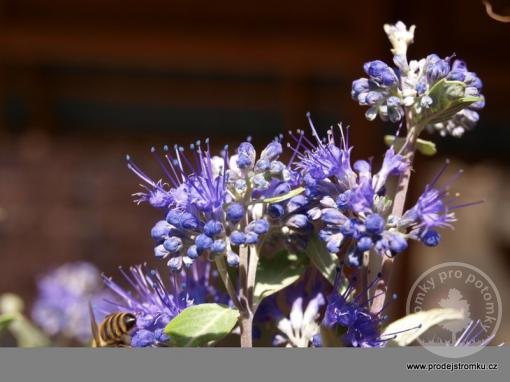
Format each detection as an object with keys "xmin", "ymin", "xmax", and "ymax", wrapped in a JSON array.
[{"xmin": 406, "ymin": 262, "xmax": 502, "ymax": 358}]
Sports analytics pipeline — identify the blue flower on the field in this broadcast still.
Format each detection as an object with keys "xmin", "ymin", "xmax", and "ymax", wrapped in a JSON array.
[
  {"xmin": 292, "ymin": 121, "xmax": 410, "ymax": 263},
  {"xmin": 425, "ymin": 54, "xmax": 450, "ymax": 83},
  {"xmin": 151, "ymin": 220, "xmax": 173, "ymax": 242},
  {"xmin": 321, "ymin": 268, "xmax": 418, "ymax": 347},
  {"xmin": 289, "ymin": 114, "xmax": 355, "ymax": 183},
  {"xmin": 31, "ymin": 262, "xmax": 108, "ymax": 344},
  {"xmin": 351, "ymin": 60, "xmax": 403, "ymax": 123},
  {"xmin": 204, "ymin": 220, "xmax": 223, "ymax": 237},
  {"xmin": 399, "ymin": 162, "xmax": 482, "ymax": 247},
  {"xmin": 127, "ymin": 137, "xmax": 291, "ymax": 270},
  {"xmin": 351, "ymin": 22, "xmax": 484, "ymax": 136},
  {"xmin": 211, "ymin": 239, "xmax": 226, "ymax": 253},
  {"xmin": 363, "ymin": 60, "xmax": 398, "ymax": 87},
  {"xmin": 100, "ymin": 260, "xmax": 231, "ymax": 347},
  {"xmin": 101, "ymin": 264, "xmax": 192, "ymax": 347},
  {"xmin": 246, "ymin": 219, "xmax": 270, "ymax": 235},
  {"xmin": 260, "ymin": 140, "xmax": 283, "ymax": 161},
  {"xmin": 226, "ymin": 203, "xmax": 244, "ymax": 224},
  {"xmin": 236, "ymin": 142, "xmax": 256, "ymax": 170},
  {"xmin": 422, "ymin": 230, "xmax": 441, "ymax": 247},
  {"xmin": 230, "ymin": 231, "xmax": 247, "ymax": 246},
  {"xmin": 163, "ymin": 237, "xmax": 183, "ymax": 253},
  {"xmin": 365, "ymin": 214, "xmax": 385, "ymax": 234}
]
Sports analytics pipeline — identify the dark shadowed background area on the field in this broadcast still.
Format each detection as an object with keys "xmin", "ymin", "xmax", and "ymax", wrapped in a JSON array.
[{"xmin": 0, "ymin": 0, "xmax": 509, "ymax": 342}]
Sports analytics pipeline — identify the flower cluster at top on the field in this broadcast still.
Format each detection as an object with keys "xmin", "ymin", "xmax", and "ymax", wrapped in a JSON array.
[
  {"xmin": 352, "ymin": 21, "xmax": 484, "ymax": 137},
  {"xmin": 128, "ymin": 114, "xmax": 474, "ymax": 271},
  {"xmin": 101, "ymin": 260, "xmax": 227, "ymax": 347},
  {"xmin": 31, "ymin": 262, "xmax": 109, "ymax": 343}
]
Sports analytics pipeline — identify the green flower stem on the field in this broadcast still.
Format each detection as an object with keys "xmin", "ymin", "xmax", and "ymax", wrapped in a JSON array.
[
  {"xmin": 214, "ymin": 246, "xmax": 255, "ymax": 347},
  {"xmin": 370, "ymin": 109, "xmax": 419, "ymax": 315},
  {"xmin": 239, "ymin": 310, "xmax": 254, "ymax": 348},
  {"xmin": 238, "ymin": 245, "xmax": 252, "ymax": 347},
  {"xmin": 247, "ymin": 245, "xmax": 259, "ymax": 308},
  {"xmin": 214, "ymin": 256, "xmax": 242, "ymax": 311}
]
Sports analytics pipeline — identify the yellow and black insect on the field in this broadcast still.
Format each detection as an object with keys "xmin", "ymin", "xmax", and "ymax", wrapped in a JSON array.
[{"xmin": 89, "ymin": 303, "xmax": 137, "ymax": 347}]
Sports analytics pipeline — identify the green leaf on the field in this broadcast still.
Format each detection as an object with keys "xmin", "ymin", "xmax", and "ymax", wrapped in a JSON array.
[
  {"xmin": 305, "ymin": 234, "xmax": 339, "ymax": 285},
  {"xmin": 164, "ymin": 304, "xmax": 240, "ymax": 347},
  {"xmin": 253, "ymin": 250, "xmax": 308, "ymax": 307},
  {"xmin": 381, "ymin": 308, "xmax": 464, "ymax": 346},
  {"xmin": 0, "ymin": 293, "xmax": 51, "ymax": 347},
  {"xmin": 0, "ymin": 314, "xmax": 16, "ymax": 332},
  {"xmin": 418, "ymin": 78, "xmax": 483, "ymax": 126},
  {"xmin": 416, "ymin": 139, "xmax": 437, "ymax": 156},
  {"xmin": 384, "ymin": 135, "xmax": 437, "ymax": 156},
  {"xmin": 8, "ymin": 317, "xmax": 52, "ymax": 347},
  {"xmin": 263, "ymin": 187, "xmax": 305, "ymax": 204}
]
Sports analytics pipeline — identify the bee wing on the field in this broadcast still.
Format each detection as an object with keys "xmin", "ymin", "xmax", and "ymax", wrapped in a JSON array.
[{"xmin": 88, "ymin": 302, "xmax": 101, "ymax": 347}]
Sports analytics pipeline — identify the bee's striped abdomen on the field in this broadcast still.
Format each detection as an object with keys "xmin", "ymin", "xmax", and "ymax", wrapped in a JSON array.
[{"xmin": 99, "ymin": 312, "xmax": 137, "ymax": 346}]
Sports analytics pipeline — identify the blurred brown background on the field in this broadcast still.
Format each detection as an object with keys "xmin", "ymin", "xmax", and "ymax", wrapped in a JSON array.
[{"xmin": 0, "ymin": 0, "xmax": 509, "ymax": 342}]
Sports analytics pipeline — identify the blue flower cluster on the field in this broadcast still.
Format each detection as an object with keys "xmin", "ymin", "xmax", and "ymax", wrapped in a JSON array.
[
  {"xmin": 320, "ymin": 269, "xmax": 418, "ymax": 347},
  {"xmin": 352, "ymin": 21, "xmax": 484, "ymax": 137},
  {"xmin": 289, "ymin": 119, "xmax": 407, "ymax": 267},
  {"xmin": 101, "ymin": 260, "xmax": 226, "ymax": 347},
  {"xmin": 351, "ymin": 61, "xmax": 403, "ymax": 123},
  {"xmin": 286, "ymin": 119, "xmax": 475, "ymax": 267},
  {"xmin": 128, "ymin": 137, "xmax": 311, "ymax": 271},
  {"xmin": 129, "ymin": 113, "xmax": 474, "ymax": 274},
  {"xmin": 399, "ymin": 162, "xmax": 482, "ymax": 247},
  {"xmin": 425, "ymin": 59, "xmax": 485, "ymax": 137},
  {"xmin": 31, "ymin": 262, "xmax": 109, "ymax": 344},
  {"xmin": 40, "ymin": 20, "xmax": 487, "ymax": 349}
]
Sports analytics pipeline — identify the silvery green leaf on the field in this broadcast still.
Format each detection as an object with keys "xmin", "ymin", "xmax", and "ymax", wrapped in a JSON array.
[
  {"xmin": 164, "ymin": 304, "xmax": 240, "ymax": 347},
  {"xmin": 420, "ymin": 79, "xmax": 483, "ymax": 125},
  {"xmin": 0, "ymin": 314, "xmax": 16, "ymax": 332},
  {"xmin": 0, "ymin": 293, "xmax": 51, "ymax": 347},
  {"xmin": 253, "ymin": 250, "xmax": 308, "ymax": 308},
  {"xmin": 263, "ymin": 187, "xmax": 305, "ymax": 204},
  {"xmin": 305, "ymin": 234, "xmax": 339, "ymax": 285},
  {"xmin": 416, "ymin": 139, "xmax": 437, "ymax": 156},
  {"xmin": 8, "ymin": 316, "xmax": 52, "ymax": 347},
  {"xmin": 384, "ymin": 135, "xmax": 437, "ymax": 156},
  {"xmin": 381, "ymin": 308, "xmax": 464, "ymax": 346},
  {"xmin": 425, "ymin": 97, "xmax": 482, "ymax": 125}
]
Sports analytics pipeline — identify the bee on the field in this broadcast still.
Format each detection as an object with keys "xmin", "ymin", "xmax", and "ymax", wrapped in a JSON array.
[{"xmin": 89, "ymin": 303, "xmax": 137, "ymax": 347}]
